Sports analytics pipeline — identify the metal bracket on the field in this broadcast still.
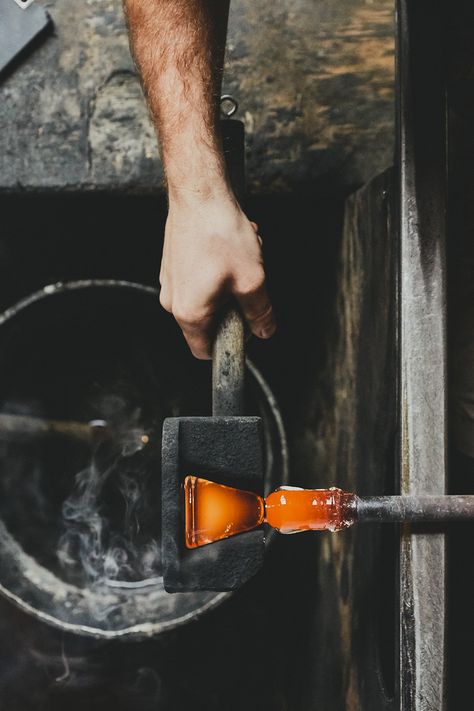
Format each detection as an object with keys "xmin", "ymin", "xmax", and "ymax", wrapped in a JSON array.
[{"xmin": 12, "ymin": 0, "xmax": 36, "ymax": 11}]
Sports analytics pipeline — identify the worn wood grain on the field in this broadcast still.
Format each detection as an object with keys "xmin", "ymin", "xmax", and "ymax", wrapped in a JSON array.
[{"xmin": 303, "ymin": 169, "xmax": 398, "ymax": 710}]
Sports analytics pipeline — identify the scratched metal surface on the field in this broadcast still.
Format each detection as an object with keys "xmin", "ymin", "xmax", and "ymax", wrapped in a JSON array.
[
  {"xmin": 446, "ymin": 3, "xmax": 474, "ymax": 703},
  {"xmin": 397, "ymin": 1, "xmax": 447, "ymax": 709},
  {"xmin": 0, "ymin": 0, "xmax": 394, "ymax": 193},
  {"xmin": 298, "ymin": 2, "xmax": 449, "ymax": 706}
]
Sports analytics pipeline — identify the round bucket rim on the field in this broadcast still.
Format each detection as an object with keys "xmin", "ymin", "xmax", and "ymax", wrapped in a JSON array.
[{"xmin": 0, "ymin": 279, "xmax": 289, "ymax": 638}]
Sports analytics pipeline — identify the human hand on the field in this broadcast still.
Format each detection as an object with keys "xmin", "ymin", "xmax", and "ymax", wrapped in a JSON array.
[{"xmin": 159, "ymin": 192, "xmax": 276, "ymax": 359}]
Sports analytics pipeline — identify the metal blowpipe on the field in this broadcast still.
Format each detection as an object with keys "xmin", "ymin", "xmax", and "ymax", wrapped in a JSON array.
[{"xmin": 356, "ymin": 494, "xmax": 474, "ymax": 523}]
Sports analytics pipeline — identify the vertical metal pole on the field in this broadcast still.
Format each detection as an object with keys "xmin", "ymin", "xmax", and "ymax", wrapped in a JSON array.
[
  {"xmin": 212, "ymin": 309, "xmax": 245, "ymax": 416},
  {"xmin": 397, "ymin": 1, "xmax": 447, "ymax": 708},
  {"xmin": 212, "ymin": 118, "xmax": 246, "ymax": 417}
]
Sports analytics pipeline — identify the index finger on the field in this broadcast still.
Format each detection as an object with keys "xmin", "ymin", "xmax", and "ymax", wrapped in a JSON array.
[{"xmin": 176, "ymin": 313, "xmax": 215, "ymax": 360}]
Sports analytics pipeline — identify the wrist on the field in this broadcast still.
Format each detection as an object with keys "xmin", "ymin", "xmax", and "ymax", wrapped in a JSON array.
[
  {"xmin": 161, "ymin": 124, "xmax": 233, "ymax": 204},
  {"xmin": 167, "ymin": 179, "xmax": 235, "ymax": 206},
  {"xmin": 166, "ymin": 152, "xmax": 235, "ymax": 206},
  {"xmin": 166, "ymin": 186, "xmax": 246, "ymax": 234}
]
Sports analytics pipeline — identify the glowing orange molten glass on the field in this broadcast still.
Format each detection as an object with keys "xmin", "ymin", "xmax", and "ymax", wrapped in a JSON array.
[
  {"xmin": 184, "ymin": 476, "xmax": 265, "ymax": 549},
  {"xmin": 184, "ymin": 477, "xmax": 356, "ymax": 549},
  {"xmin": 265, "ymin": 486, "xmax": 355, "ymax": 533}
]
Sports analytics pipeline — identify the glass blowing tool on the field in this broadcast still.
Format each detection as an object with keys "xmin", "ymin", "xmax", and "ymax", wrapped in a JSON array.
[
  {"xmin": 184, "ymin": 476, "xmax": 474, "ymax": 549},
  {"xmin": 161, "ymin": 116, "xmax": 266, "ymax": 593},
  {"xmin": 161, "ymin": 308, "xmax": 265, "ymax": 592}
]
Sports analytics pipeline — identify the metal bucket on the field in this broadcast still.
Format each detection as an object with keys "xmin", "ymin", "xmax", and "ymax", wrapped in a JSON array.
[{"xmin": 0, "ymin": 280, "xmax": 288, "ymax": 639}]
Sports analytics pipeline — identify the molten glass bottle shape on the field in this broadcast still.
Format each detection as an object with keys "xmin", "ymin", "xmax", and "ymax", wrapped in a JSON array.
[
  {"xmin": 184, "ymin": 476, "xmax": 357, "ymax": 549},
  {"xmin": 184, "ymin": 476, "xmax": 265, "ymax": 549}
]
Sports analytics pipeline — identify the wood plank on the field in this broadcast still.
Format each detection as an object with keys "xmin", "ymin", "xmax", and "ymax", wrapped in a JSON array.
[{"xmin": 0, "ymin": 0, "xmax": 393, "ymax": 193}]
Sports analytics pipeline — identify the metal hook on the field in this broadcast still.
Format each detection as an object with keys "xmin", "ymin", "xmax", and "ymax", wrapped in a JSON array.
[{"xmin": 220, "ymin": 94, "xmax": 238, "ymax": 118}]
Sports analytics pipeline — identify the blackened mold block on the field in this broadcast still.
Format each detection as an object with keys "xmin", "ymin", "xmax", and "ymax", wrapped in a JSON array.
[{"xmin": 162, "ymin": 416, "xmax": 264, "ymax": 592}]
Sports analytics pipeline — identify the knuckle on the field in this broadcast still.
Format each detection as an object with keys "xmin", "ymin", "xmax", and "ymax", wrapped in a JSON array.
[
  {"xmin": 249, "ymin": 302, "xmax": 274, "ymax": 328},
  {"xmin": 173, "ymin": 305, "xmax": 202, "ymax": 326},
  {"xmin": 193, "ymin": 349, "xmax": 211, "ymax": 361},
  {"xmin": 184, "ymin": 336, "xmax": 211, "ymax": 361},
  {"xmin": 159, "ymin": 290, "xmax": 172, "ymax": 312},
  {"xmin": 235, "ymin": 270, "xmax": 265, "ymax": 298},
  {"xmin": 253, "ymin": 302, "xmax": 274, "ymax": 322},
  {"xmin": 172, "ymin": 292, "xmax": 214, "ymax": 326}
]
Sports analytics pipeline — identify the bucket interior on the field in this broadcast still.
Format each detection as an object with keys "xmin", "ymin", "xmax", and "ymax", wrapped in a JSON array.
[{"xmin": 0, "ymin": 283, "xmax": 284, "ymax": 633}]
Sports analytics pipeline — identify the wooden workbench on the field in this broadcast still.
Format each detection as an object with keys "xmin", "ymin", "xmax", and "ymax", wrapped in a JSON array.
[{"xmin": 0, "ymin": 0, "xmax": 394, "ymax": 194}]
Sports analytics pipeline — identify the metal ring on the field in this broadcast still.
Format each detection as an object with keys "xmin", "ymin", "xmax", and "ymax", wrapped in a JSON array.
[
  {"xmin": 220, "ymin": 94, "xmax": 238, "ymax": 118},
  {"xmin": 0, "ymin": 280, "xmax": 288, "ymax": 638},
  {"xmin": 13, "ymin": 0, "xmax": 36, "ymax": 9}
]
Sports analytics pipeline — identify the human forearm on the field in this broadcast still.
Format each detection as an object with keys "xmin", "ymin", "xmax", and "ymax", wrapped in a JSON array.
[
  {"xmin": 123, "ymin": 0, "xmax": 231, "ymax": 198},
  {"xmin": 123, "ymin": 0, "xmax": 276, "ymax": 358}
]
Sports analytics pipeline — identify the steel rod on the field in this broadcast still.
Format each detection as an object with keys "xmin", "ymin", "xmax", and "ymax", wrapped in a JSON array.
[
  {"xmin": 211, "ymin": 118, "xmax": 246, "ymax": 418},
  {"xmin": 212, "ymin": 309, "xmax": 245, "ymax": 417},
  {"xmin": 356, "ymin": 495, "xmax": 474, "ymax": 523},
  {"xmin": 0, "ymin": 413, "xmax": 97, "ymax": 443},
  {"xmin": 0, "ymin": 413, "xmax": 148, "ymax": 450}
]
